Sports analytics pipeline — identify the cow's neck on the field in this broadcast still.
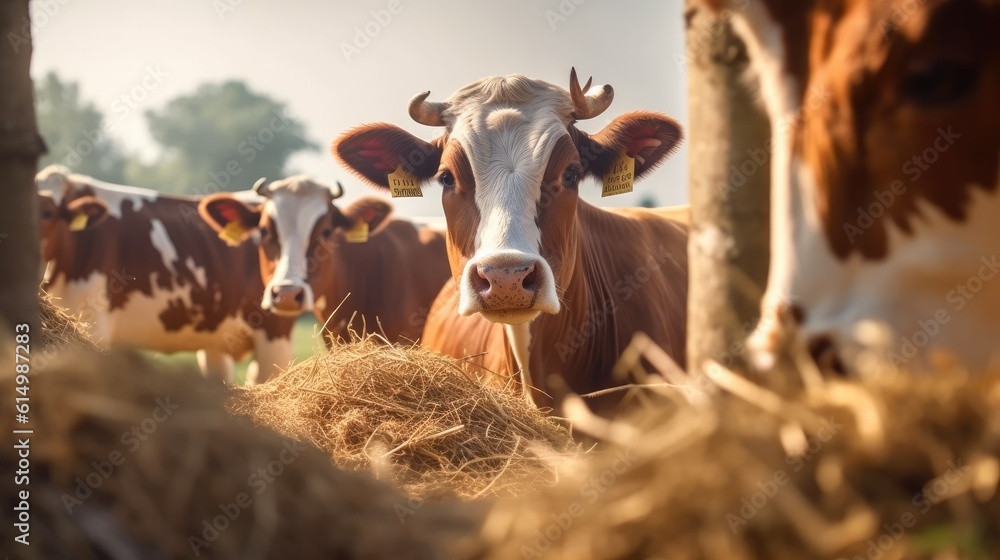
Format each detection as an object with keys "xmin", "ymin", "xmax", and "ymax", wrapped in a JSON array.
[{"xmin": 517, "ymin": 201, "xmax": 624, "ymax": 407}]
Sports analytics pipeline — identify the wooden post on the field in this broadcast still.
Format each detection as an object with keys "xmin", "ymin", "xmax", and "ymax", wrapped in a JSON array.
[
  {"xmin": 685, "ymin": 1, "xmax": 770, "ymax": 373},
  {"xmin": 0, "ymin": 0, "xmax": 45, "ymax": 335}
]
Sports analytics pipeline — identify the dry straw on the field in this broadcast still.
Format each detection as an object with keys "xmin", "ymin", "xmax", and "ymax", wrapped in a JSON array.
[
  {"xmin": 0, "ymin": 348, "xmax": 482, "ymax": 559},
  {"xmin": 228, "ymin": 335, "xmax": 580, "ymax": 500},
  {"xmin": 467, "ymin": 344, "xmax": 1000, "ymax": 560},
  {"xmin": 37, "ymin": 290, "xmax": 101, "ymax": 353}
]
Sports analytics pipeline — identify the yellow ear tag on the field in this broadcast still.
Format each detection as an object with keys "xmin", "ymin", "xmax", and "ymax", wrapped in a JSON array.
[
  {"xmin": 345, "ymin": 221, "xmax": 369, "ymax": 243},
  {"xmin": 601, "ymin": 152, "xmax": 635, "ymax": 197},
  {"xmin": 69, "ymin": 213, "xmax": 89, "ymax": 232},
  {"xmin": 219, "ymin": 221, "xmax": 248, "ymax": 246},
  {"xmin": 387, "ymin": 165, "xmax": 423, "ymax": 198}
]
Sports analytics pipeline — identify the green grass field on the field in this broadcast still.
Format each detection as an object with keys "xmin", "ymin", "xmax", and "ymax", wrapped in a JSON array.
[{"xmin": 146, "ymin": 314, "xmax": 324, "ymax": 384}]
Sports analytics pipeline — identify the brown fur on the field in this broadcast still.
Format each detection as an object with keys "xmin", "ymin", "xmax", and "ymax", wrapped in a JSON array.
[{"xmin": 333, "ymin": 94, "xmax": 688, "ymax": 414}]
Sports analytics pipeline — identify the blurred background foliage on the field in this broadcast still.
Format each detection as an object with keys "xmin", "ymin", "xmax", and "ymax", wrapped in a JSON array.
[{"xmin": 36, "ymin": 72, "xmax": 317, "ymax": 194}]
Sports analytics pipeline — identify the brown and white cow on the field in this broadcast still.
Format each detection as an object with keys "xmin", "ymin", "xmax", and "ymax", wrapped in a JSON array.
[
  {"xmin": 702, "ymin": 0, "xmax": 1000, "ymax": 372},
  {"xmin": 333, "ymin": 70, "xmax": 689, "ymax": 412},
  {"xmin": 198, "ymin": 176, "xmax": 452, "ymax": 346},
  {"xmin": 36, "ymin": 165, "xmax": 295, "ymax": 384}
]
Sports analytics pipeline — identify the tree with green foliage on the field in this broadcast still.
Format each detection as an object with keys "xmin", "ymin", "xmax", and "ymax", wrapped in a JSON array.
[
  {"xmin": 134, "ymin": 81, "xmax": 317, "ymax": 194},
  {"xmin": 35, "ymin": 72, "xmax": 127, "ymax": 183}
]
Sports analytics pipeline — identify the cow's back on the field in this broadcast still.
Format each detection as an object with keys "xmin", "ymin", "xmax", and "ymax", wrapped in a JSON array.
[{"xmin": 46, "ymin": 190, "xmax": 290, "ymax": 357}]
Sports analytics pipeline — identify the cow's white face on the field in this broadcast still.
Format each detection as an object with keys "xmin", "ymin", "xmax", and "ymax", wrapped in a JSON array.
[
  {"xmin": 258, "ymin": 185, "xmax": 331, "ymax": 315},
  {"xmin": 333, "ymin": 71, "xmax": 683, "ymax": 328},
  {"xmin": 199, "ymin": 177, "xmax": 392, "ymax": 317},
  {"xmin": 724, "ymin": 0, "xmax": 1000, "ymax": 371},
  {"xmin": 441, "ymin": 78, "xmax": 578, "ymax": 324}
]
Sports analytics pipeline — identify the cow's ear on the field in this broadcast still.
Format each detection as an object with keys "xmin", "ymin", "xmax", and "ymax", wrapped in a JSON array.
[
  {"xmin": 333, "ymin": 124, "xmax": 442, "ymax": 189},
  {"xmin": 575, "ymin": 111, "xmax": 683, "ymax": 180},
  {"xmin": 337, "ymin": 197, "xmax": 393, "ymax": 237},
  {"xmin": 199, "ymin": 194, "xmax": 261, "ymax": 246},
  {"xmin": 64, "ymin": 196, "xmax": 109, "ymax": 231}
]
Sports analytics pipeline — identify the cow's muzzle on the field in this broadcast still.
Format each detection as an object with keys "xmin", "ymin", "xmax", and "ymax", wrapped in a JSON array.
[
  {"xmin": 265, "ymin": 283, "xmax": 312, "ymax": 316},
  {"xmin": 459, "ymin": 251, "xmax": 559, "ymax": 324}
]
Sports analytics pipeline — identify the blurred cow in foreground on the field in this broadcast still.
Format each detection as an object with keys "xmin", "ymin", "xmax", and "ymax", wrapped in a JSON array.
[{"xmin": 702, "ymin": 0, "xmax": 1000, "ymax": 373}]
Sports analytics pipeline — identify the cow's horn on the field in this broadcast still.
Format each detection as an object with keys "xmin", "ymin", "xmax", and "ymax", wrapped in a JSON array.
[
  {"xmin": 408, "ymin": 91, "xmax": 448, "ymax": 127},
  {"xmin": 569, "ymin": 67, "xmax": 614, "ymax": 120},
  {"xmin": 330, "ymin": 181, "xmax": 344, "ymax": 200},
  {"xmin": 253, "ymin": 177, "xmax": 272, "ymax": 197}
]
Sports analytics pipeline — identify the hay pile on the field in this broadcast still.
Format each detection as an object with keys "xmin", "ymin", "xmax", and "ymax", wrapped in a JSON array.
[
  {"xmin": 228, "ymin": 337, "xmax": 578, "ymax": 499},
  {"xmin": 466, "ymin": 357, "xmax": 1000, "ymax": 560},
  {"xmin": 37, "ymin": 290, "xmax": 100, "ymax": 353},
  {"xmin": 0, "ymin": 348, "xmax": 481, "ymax": 560}
]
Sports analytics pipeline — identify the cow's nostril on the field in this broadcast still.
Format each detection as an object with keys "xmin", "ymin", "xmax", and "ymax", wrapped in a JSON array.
[
  {"xmin": 473, "ymin": 265, "xmax": 492, "ymax": 294},
  {"xmin": 521, "ymin": 265, "xmax": 538, "ymax": 293},
  {"xmin": 294, "ymin": 290, "xmax": 304, "ymax": 304}
]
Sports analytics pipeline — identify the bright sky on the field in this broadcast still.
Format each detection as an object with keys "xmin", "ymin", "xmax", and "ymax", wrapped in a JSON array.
[{"xmin": 30, "ymin": 0, "xmax": 688, "ymax": 217}]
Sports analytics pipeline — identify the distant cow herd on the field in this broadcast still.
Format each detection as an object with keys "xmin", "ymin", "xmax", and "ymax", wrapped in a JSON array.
[{"xmin": 37, "ymin": 0, "xmax": 1000, "ymax": 417}]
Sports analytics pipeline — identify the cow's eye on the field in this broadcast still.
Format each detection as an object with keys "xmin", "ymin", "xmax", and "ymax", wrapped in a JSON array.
[
  {"xmin": 438, "ymin": 170, "xmax": 455, "ymax": 189},
  {"xmin": 562, "ymin": 166, "xmax": 582, "ymax": 187},
  {"xmin": 322, "ymin": 228, "xmax": 334, "ymax": 239},
  {"xmin": 41, "ymin": 210, "xmax": 54, "ymax": 220},
  {"xmin": 902, "ymin": 59, "xmax": 977, "ymax": 106},
  {"xmin": 257, "ymin": 226, "xmax": 270, "ymax": 240}
]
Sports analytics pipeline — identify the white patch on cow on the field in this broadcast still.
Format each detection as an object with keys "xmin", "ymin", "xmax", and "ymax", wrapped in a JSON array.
[
  {"xmin": 730, "ymin": 6, "xmax": 820, "ymax": 365},
  {"xmin": 259, "ymin": 176, "xmax": 339, "ymax": 314},
  {"xmin": 506, "ymin": 322, "xmax": 535, "ymax": 405},
  {"xmin": 149, "ymin": 219, "xmax": 178, "ymax": 274},
  {"xmin": 445, "ymin": 76, "xmax": 571, "ymax": 319},
  {"xmin": 788, "ymin": 181, "xmax": 1000, "ymax": 371},
  {"xmin": 46, "ymin": 258, "xmax": 259, "ymax": 365},
  {"xmin": 197, "ymin": 349, "xmax": 234, "ymax": 384},
  {"xmin": 36, "ymin": 166, "xmax": 159, "ymax": 219},
  {"xmin": 103, "ymin": 270, "xmax": 257, "ymax": 356},
  {"xmin": 186, "ymin": 256, "xmax": 208, "ymax": 288},
  {"xmin": 246, "ymin": 330, "xmax": 294, "ymax": 385},
  {"xmin": 46, "ymin": 270, "xmax": 113, "ymax": 345}
]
